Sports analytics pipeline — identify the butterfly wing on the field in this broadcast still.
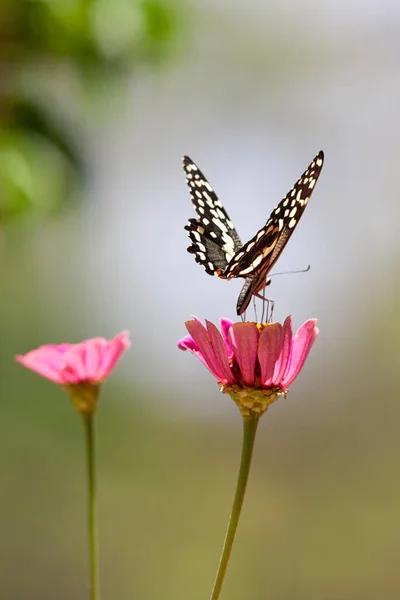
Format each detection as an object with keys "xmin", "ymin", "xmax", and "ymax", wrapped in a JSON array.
[
  {"xmin": 224, "ymin": 151, "xmax": 324, "ymax": 281},
  {"xmin": 223, "ymin": 151, "xmax": 324, "ymax": 314},
  {"xmin": 183, "ymin": 156, "xmax": 242, "ymax": 275}
]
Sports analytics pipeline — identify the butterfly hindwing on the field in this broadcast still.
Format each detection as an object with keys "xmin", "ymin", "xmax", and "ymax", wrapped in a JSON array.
[
  {"xmin": 185, "ymin": 218, "xmax": 231, "ymax": 274},
  {"xmin": 183, "ymin": 156, "xmax": 242, "ymax": 274}
]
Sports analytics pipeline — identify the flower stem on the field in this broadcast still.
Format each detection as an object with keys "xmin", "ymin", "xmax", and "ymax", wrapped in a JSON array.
[
  {"xmin": 210, "ymin": 414, "xmax": 259, "ymax": 600},
  {"xmin": 82, "ymin": 413, "xmax": 99, "ymax": 600}
]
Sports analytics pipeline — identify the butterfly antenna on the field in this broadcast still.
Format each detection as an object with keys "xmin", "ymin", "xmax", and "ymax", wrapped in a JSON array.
[{"xmin": 269, "ymin": 265, "xmax": 311, "ymax": 278}]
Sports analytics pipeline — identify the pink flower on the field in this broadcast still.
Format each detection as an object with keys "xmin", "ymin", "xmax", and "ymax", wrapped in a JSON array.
[
  {"xmin": 15, "ymin": 331, "xmax": 130, "ymax": 415},
  {"xmin": 16, "ymin": 332, "xmax": 130, "ymax": 385},
  {"xmin": 178, "ymin": 317, "xmax": 318, "ymax": 416},
  {"xmin": 16, "ymin": 332, "xmax": 130, "ymax": 415}
]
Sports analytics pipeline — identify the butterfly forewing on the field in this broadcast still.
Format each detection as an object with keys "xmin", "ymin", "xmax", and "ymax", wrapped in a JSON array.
[
  {"xmin": 183, "ymin": 156, "xmax": 242, "ymax": 275},
  {"xmin": 223, "ymin": 151, "xmax": 324, "ymax": 281}
]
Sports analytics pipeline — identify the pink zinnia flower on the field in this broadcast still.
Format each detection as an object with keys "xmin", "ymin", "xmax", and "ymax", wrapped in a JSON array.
[
  {"xmin": 16, "ymin": 332, "xmax": 130, "ymax": 414},
  {"xmin": 178, "ymin": 317, "xmax": 318, "ymax": 416}
]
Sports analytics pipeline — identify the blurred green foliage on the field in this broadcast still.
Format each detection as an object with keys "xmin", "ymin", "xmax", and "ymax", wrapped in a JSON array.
[{"xmin": 0, "ymin": 0, "xmax": 184, "ymax": 226}]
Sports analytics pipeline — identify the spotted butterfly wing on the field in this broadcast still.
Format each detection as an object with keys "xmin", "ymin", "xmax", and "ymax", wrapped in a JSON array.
[
  {"xmin": 222, "ymin": 151, "xmax": 324, "ymax": 314},
  {"xmin": 183, "ymin": 156, "xmax": 242, "ymax": 274},
  {"xmin": 183, "ymin": 151, "xmax": 324, "ymax": 315}
]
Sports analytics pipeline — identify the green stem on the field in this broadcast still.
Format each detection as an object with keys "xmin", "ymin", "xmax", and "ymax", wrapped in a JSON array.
[
  {"xmin": 82, "ymin": 413, "xmax": 99, "ymax": 600},
  {"xmin": 210, "ymin": 415, "xmax": 259, "ymax": 600}
]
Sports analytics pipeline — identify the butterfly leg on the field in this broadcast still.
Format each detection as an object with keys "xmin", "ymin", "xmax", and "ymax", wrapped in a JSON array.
[
  {"xmin": 253, "ymin": 290, "xmax": 275, "ymax": 324},
  {"xmin": 269, "ymin": 300, "xmax": 275, "ymax": 323},
  {"xmin": 252, "ymin": 295, "xmax": 259, "ymax": 323},
  {"xmin": 253, "ymin": 291, "xmax": 274, "ymax": 304},
  {"xmin": 261, "ymin": 290, "xmax": 274, "ymax": 323},
  {"xmin": 261, "ymin": 290, "xmax": 266, "ymax": 324}
]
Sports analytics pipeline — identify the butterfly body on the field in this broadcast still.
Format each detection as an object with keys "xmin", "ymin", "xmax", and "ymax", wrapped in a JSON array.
[{"xmin": 183, "ymin": 151, "xmax": 324, "ymax": 315}]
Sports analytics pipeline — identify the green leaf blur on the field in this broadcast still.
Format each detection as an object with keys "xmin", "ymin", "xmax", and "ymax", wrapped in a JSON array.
[{"xmin": 0, "ymin": 0, "xmax": 183, "ymax": 226}]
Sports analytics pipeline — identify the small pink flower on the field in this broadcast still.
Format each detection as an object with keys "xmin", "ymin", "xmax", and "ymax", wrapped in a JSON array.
[
  {"xmin": 16, "ymin": 332, "xmax": 130, "ymax": 414},
  {"xmin": 16, "ymin": 332, "xmax": 130, "ymax": 385},
  {"xmin": 178, "ymin": 317, "xmax": 318, "ymax": 416}
]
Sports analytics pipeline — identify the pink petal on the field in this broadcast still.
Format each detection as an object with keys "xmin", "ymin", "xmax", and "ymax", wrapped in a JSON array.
[
  {"xmin": 178, "ymin": 334, "xmax": 199, "ymax": 352},
  {"xmin": 184, "ymin": 319, "xmax": 222, "ymax": 381},
  {"xmin": 206, "ymin": 321, "xmax": 236, "ymax": 384},
  {"xmin": 15, "ymin": 344, "xmax": 73, "ymax": 384},
  {"xmin": 185, "ymin": 319, "xmax": 234, "ymax": 384},
  {"xmin": 61, "ymin": 343, "xmax": 93, "ymax": 383},
  {"xmin": 272, "ymin": 316, "xmax": 293, "ymax": 385},
  {"xmin": 60, "ymin": 332, "xmax": 130, "ymax": 384},
  {"xmin": 80, "ymin": 338, "xmax": 106, "ymax": 381},
  {"xmin": 229, "ymin": 323, "xmax": 259, "ymax": 386},
  {"xmin": 258, "ymin": 323, "xmax": 283, "ymax": 386},
  {"xmin": 220, "ymin": 318, "xmax": 234, "ymax": 356},
  {"xmin": 95, "ymin": 331, "xmax": 131, "ymax": 380},
  {"xmin": 281, "ymin": 319, "xmax": 319, "ymax": 387},
  {"xmin": 177, "ymin": 334, "xmax": 211, "ymax": 371}
]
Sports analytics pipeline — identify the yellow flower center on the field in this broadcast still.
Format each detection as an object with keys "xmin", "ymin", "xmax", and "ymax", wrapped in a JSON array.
[{"xmin": 65, "ymin": 383, "xmax": 100, "ymax": 416}]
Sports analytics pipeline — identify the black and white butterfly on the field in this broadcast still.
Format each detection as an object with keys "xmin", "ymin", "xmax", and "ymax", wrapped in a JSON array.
[{"xmin": 183, "ymin": 151, "xmax": 324, "ymax": 316}]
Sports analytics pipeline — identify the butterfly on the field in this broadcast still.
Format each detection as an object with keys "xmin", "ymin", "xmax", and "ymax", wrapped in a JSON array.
[{"xmin": 183, "ymin": 151, "xmax": 324, "ymax": 315}]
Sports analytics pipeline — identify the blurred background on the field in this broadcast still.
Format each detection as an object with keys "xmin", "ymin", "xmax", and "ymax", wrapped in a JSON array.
[{"xmin": 1, "ymin": 0, "xmax": 399, "ymax": 598}]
